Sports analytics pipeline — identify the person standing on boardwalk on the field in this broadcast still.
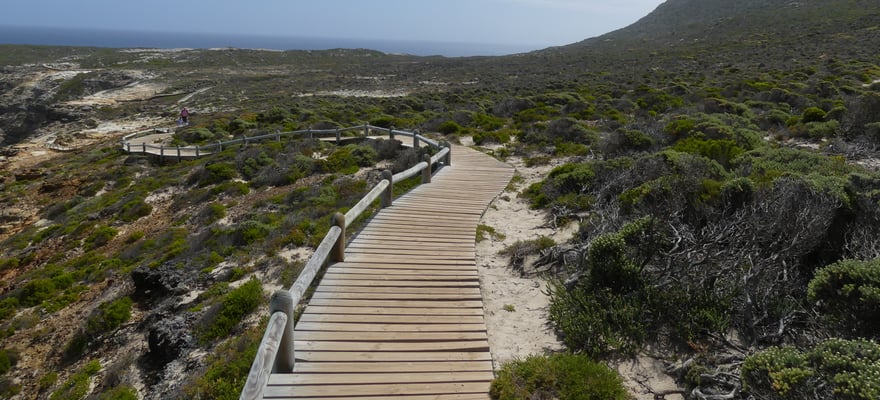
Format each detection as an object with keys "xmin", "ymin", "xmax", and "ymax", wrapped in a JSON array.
[{"xmin": 180, "ymin": 107, "xmax": 190, "ymax": 125}]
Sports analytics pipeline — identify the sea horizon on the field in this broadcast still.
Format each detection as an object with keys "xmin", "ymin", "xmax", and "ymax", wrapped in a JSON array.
[{"xmin": 0, "ymin": 25, "xmax": 540, "ymax": 57}]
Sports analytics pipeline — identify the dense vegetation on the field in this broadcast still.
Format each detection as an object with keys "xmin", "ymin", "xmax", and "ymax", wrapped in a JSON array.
[{"xmin": 0, "ymin": 0, "xmax": 878, "ymax": 398}]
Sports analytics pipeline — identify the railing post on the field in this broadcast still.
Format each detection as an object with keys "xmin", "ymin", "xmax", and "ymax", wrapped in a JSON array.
[
  {"xmin": 269, "ymin": 290, "xmax": 295, "ymax": 372},
  {"xmin": 160, "ymin": 146, "xmax": 164, "ymax": 162},
  {"xmin": 126, "ymin": 142, "xmax": 131, "ymax": 152},
  {"xmin": 142, "ymin": 142, "xmax": 146, "ymax": 153},
  {"xmin": 389, "ymin": 127, "xmax": 395, "ymax": 141},
  {"xmin": 413, "ymin": 129, "xmax": 419, "ymax": 148},
  {"xmin": 308, "ymin": 128, "xmax": 313, "ymax": 140},
  {"xmin": 331, "ymin": 212, "xmax": 345, "ymax": 262},
  {"xmin": 195, "ymin": 145, "xmax": 200, "ymax": 158},
  {"xmin": 176, "ymin": 145, "xmax": 181, "ymax": 162},
  {"xmin": 218, "ymin": 140, "xmax": 222, "ymax": 152},
  {"xmin": 443, "ymin": 141, "xmax": 452, "ymax": 166},
  {"xmin": 422, "ymin": 154, "xmax": 432, "ymax": 184},
  {"xmin": 276, "ymin": 130, "xmax": 281, "ymax": 143},
  {"xmin": 363, "ymin": 124, "xmax": 369, "ymax": 139},
  {"xmin": 381, "ymin": 170, "xmax": 393, "ymax": 208},
  {"xmin": 335, "ymin": 127, "xmax": 341, "ymax": 145}
]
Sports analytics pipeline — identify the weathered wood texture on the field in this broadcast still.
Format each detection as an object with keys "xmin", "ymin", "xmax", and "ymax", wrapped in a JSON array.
[{"xmin": 264, "ymin": 146, "xmax": 512, "ymax": 399}]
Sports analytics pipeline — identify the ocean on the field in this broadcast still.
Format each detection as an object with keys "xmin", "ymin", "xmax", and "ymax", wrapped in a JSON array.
[{"xmin": 0, "ymin": 25, "xmax": 535, "ymax": 57}]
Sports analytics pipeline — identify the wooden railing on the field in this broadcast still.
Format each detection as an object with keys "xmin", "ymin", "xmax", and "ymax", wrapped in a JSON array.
[
  {"xmin": 235, "ymin": 126, "xmax": 451, "ymax": 400},
  {"xmin": 120, "ymin": 124, "xmax": 438, "ymax": 160}
]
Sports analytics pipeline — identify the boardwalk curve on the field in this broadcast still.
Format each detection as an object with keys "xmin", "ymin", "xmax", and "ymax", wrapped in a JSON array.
[{"xmin": 263, "ymin": 146, "xmax": 512, "ymax": 399}]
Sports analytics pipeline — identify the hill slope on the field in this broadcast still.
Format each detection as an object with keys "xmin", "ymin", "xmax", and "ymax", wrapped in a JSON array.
[{"xmin": 0, "ymin": 0, "xmax": 879, "ymax": 399}]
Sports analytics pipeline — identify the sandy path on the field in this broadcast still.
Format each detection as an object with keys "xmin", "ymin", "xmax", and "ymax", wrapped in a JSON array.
[
  {"xmin": 474, "ymin": 150, "xmax": 683, "ymax": 399},
  {"xmin": 476, "ymin": 155, "xmax": 568, "ymax": 368}
]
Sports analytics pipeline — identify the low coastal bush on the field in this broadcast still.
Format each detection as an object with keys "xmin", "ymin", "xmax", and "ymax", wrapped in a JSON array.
[
  {"xmin": 490, "ymin": 353, "xmax": 628, "ymax": 400},
  {"xmin": 199, "ymin": 278, "xmax": 263, "ymax": 342},
  {"xmin": 808, "ymin": 258, "xmax": 880, "ymax": 335},
  {"xmin": 742, "ymin": 339, "xmax": 880, "ymax": 400},
  {"xmin": 184, "ymin": 324, "xmax": 263, "ymax": 399}
]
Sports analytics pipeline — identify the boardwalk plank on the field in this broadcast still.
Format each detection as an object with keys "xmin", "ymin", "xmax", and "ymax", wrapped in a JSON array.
[
  {"xmin": 294, "ymin": 322, "xmax": 487, "ymax": 332},
  {"xmin": 294, "ymin": 340, "xmax": 490, "ymax": 352},
  {"xmin": 264, "ymin": 146, "xmax": 512, "ymax": 399},
  {"xmin": 292, "ymin": 361, "xmax": 492, "ymax": 373},
  {"xmin": 294, "ymin": 331, "xmax": 488, "ymax": 342},
  {"xmin": 269, "ymin": 371, "xmax": 494, "ymax": 385},
  {"xmin": 306, "ymin": 299, "xmax": 484, "ymax": 308},
  {"xmin": 302, "ymin": 306, "xmax": 484, "ymax": 316},
  {"xmin": 294, "ymin": 351, "xmax": 492, "ymax": 362},
  {"xmin": 263, "ymin": 382, "xmax": 490, "ymax": 398}
]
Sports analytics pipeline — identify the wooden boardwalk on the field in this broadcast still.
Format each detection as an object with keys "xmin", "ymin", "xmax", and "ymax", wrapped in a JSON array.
[{"xmin": 263, "ymin": 146, "xmax": 513, "ymax": 399}]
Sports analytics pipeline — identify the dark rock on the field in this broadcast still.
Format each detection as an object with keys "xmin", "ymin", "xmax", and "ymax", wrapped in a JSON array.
[
  {"xmin": 147, "ymin": 314, "xmax": 194, "ymax": 365},
  {"xmin": 131, "ymin": 263, "xmax": 192, "ymax": 299}
]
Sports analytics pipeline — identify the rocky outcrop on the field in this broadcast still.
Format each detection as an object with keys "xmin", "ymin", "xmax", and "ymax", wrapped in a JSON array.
[
  {"xmin": 131, "ymin": 264, "xmax": 194, "ymax": 300},
  {"xmin": 0, "ymin": 66, "xmax": 143, "ymax": 146},
  {"xmin": 147, "ymin": 314, "xmax": 194, "ymax": 365}
]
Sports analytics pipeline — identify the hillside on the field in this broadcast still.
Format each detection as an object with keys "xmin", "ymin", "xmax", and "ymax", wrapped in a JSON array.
[{"xmin": 1, "ymin": 0, "xmax": 880, "ymax": 399}]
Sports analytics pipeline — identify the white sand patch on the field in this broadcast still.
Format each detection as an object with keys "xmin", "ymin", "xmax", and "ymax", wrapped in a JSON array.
[
  {"xmin": 303, "ymin": 89, "xmax": 410, "ymax": 98},
  {"xmin": 178, "ymin": 87, "xmax": 212, "ymax": 104},
  {"xmin": 68, "ymin": 81, "xmax": 167, "ymax": 106},
  {"xmin": 616, "ymin": 356, "xmax": 685, "ymax": 400},
  {"xmin": 278, "ymin": 247, "xmax": 311, "ymax": 263},
  {"xmin": 476, "ymin": 155, "xmax": 569, "ymax": 368},
  {"xmin": 83, "ymin": 117, "xmax": 169, "ymax": 136}
]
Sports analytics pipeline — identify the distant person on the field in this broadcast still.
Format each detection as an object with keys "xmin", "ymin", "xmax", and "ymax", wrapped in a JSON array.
[{"xmin": 180, "ymin": 107, "xmax": 190, "ymax": 125}]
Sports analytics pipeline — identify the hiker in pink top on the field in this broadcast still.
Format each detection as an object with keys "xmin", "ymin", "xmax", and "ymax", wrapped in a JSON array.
[{"xmin": 180, "ymin": 107, "xmax": 190, "ymax": 125}]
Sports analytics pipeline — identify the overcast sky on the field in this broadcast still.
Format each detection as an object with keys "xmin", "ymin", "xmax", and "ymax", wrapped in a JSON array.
[{"xmin": 0, "ymin": 0, "xmax": 665, "ymax": 49}]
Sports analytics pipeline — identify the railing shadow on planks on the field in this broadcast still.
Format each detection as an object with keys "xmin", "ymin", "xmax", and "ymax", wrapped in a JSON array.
[
  {"xmin": 172, "ymin": 126, "xmax": 454, "ymax": 400},
  {"xmin": 120, "ymin": 124, "xmax": 439, "ymax": 161}
]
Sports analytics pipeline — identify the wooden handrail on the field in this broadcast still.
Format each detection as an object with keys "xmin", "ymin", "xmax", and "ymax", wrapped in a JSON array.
[
  {"xmin": 239, "ymin": 126, "xmax": 451, "ymax": 400},
  {"xmin": 393, "ymin": 161, "xmax": 429, "ymax": 184},
  {"xmin": 344, "ymin": 179, "xmax": 390, "ymax": 228},
  {"xmin": 239, "ymin": 311, "xmax": 288, "ymax": 400},
  {"xmin": 120, "ymin": 124, "xmax": 450, "ymax": 159}
]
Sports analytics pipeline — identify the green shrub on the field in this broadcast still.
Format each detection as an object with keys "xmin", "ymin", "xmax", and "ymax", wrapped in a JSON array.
[
  {"xmin": 86, "ymin": 297, "xmax": 133, "ymax": 335},
  {"xmin": 473, "ymin": 130, "xmax": 512, "ymax": 145},
  {"xmin": 802, "ymin": 106, "xmax": 827, "ymax": 123},
  {"xmin": 117, "ymin": 196, "xmax": 152, "ymax": 222},
  {"xmin": 323, "ymin": 145, "xmax": 376, "ymax": 174},
  {"xmin": 672, "ymin": 135, "xmax": 744, "ymax": 168},
  {"xmin": 49, "ymin": 360, "xmax": 101, "ymax": 400},
  {"xmin": 0, "ymin": 348, "xmax": 18, "ymax": 375},
  {"xmin": 204, "ymin": 203, "xmax": 227, "ymax": 223},
  {"xmin": 665, "ymin": 116, "xmax": 696, "ymax": 136},
  {"xmin": 472, "ymin": 113, "xmax": 506, "ymax": 130},
  {"xmin": 84, "ymin": 226, "xmax": 118, "ymax": 250},
  {"xmin": 18, "ymin": 278, "xmax": 56, "ymax": 307},
  {"xmin": 234, "ymin": 220, "xmax": 272, "ymax": 246},
  {"xmin": 203, "ymin": 163, "xmax": 238, "ymax": 185},
  {"xmin": 97, "ymin": 386, "xmax": 138, "ymax": 400},
  {"xmin": 38, "ymin": 371, "xmax": 58, "ymax": 392},
  {"xmin": 0, "ymin": 298, "xmax": 20, "ymax": 322},
  {"xmin": 620, "ymin": 129, "xmax": 655, "ymax": 151},
  {"xmin": 174, "ymin": 127, "xmax": 224, "ymax": 145},
  {"xmin": 797, "ymin": 120, "xmax": 841, "ymax": 139},
  {"xmin": 438, "ymin": 120, "xmax": 462, "ymax": 134},
  {"xmin": 199, "ymin": 278, "xmax": 263, "ymax": 342},
  {"xmin": 0, "ymin": 257, "xmax": 20, "ymax": 272},
  {"xmin": 184, "ymin": 324, "xmax": 263, "ymax": 399},
  {"xmin": 742, "ymin": 346, "xmax": 814, "ymax": 398},
  {"xmin": 490, "ymin": 353, "xmax": 628, "ymax": 400},
  {"xmin": 742, "ymin": 339, "xmax": 880, "ymax": 400},
  {"xmin": 808, "ymin": 258, "xmax": 880, "ymax": 335},
  {"xmin": 476, "ymin": 224, "xmax": 506, "ymax": 242}
]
